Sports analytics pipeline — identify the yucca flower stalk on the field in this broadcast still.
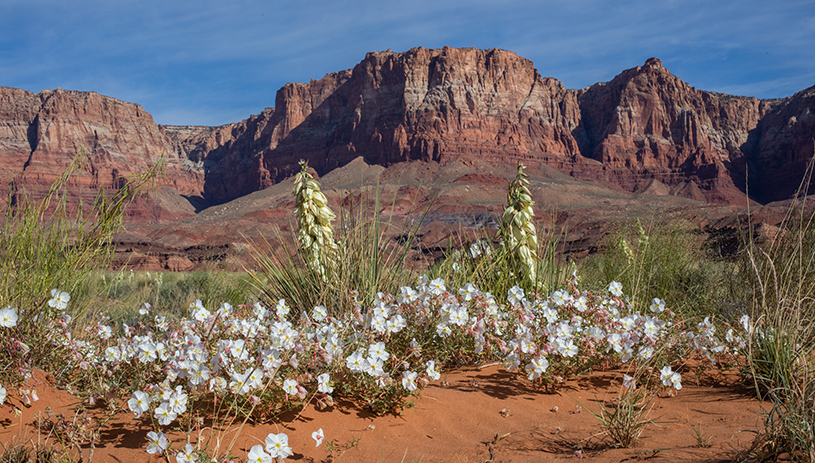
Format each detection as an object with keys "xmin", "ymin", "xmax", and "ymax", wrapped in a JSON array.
[
  {"xmin": 499, "ymin": 162, "xmax": 539, "ymax": 288},
  {"xmin": 293, "ymin": 160, "xmax": 338, "ymax": 277}
]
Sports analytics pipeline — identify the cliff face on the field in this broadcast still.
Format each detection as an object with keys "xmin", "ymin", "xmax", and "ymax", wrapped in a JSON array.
[
  {"xmin": 748, "ymin": 85, "xmax": 815, "ymax": 202},
  {"xmin": 198, "ymin": 47, "xmax": 585, "ymax": 204},
  {"xmin": 194, "ymin": 49, "xmax": 798, "ymax": 205},
  {"xmin": 0, "ymin": 87, "xmax": 204, "ymax": 219},
  {"xmin": 2, "ymin": 47, "xmax": 814, "ymax": 213},
  {"xmin": 574, "ymin": 57, "xmax": 766, "ymax": 203}
]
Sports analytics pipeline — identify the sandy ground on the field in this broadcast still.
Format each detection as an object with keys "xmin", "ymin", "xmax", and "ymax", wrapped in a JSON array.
[{"xmin": 0, "ymin": 364, "xmax": 763, "ymax": 462}]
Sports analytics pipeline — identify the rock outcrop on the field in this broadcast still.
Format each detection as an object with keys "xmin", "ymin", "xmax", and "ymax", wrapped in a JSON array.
[
  {"xmin": 3, "ymin": 47, "xmax": 815, "ymax": 219},
  {"xmin": 190, "ymin": 49, "xmax": 800, "ymax": 205},
  {"xmin": 748, "ymin": 85, "xmax": 815, "ymax": 202},
  {"xmin": 0, "ymin": 87, "xmax": 204, "ymax": 220},
  {"xmin": 574, "ymin": 58, "xmax": 766, "ymax": 203}
]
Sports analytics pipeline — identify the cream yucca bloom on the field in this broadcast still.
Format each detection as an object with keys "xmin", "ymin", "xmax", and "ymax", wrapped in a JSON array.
[
  {"xmin": 293, "ymin": 159, "xmax": 338, "ymax": 277},
  {"xmin": 499, "ymin": 163, "xmax": 539, "ymax": 288}
]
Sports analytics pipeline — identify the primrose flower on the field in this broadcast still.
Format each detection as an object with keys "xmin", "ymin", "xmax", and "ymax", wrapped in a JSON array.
[
  {"xmin": 168, "ymin": 386, "xmax": 188, "ymax": 414},
  {"xmin": 363, "ymin": 358, "xmax": 385, "ymax": 377},
  {"xmin": 607, "ymin": 333, "xmax": 624, "ymax": 353},
  {"xmin": 128, "ymin": 390, "xmax": 151, "ymax": 418},
  {"xmin": 97, "ymin": 324, "xmax": 112, "ymax": 339},
  {"xmin": 265, "ymin": 432, "xmax": 293, "ymax": 459},
  {"xmin": 176, "ymin": 443, "xmax": 197, "ymax": 463},
  {"xmin": 247, "ymin": 444, "xmax": 272, "ymax": 463},
  {"xmin": 137, "ymin": 342, "xmax": 158, "ymax": 363},
  {"xmin": 346, "ymin": 351, "xmax": 365, "ymax": 372},
  {"xmin": 671, "ymin": 372, "xmax": 682, "ymax": 390},
  {"xmin": 317, "ymin": 373, "xmax": 333, "ymax": 394},
  {"xmin": 426, "ymin": 360, "xmax": 441, "ymax": 381},
  {"xmin": 551, "ymin": 289, "xmax": 571, "ymax": 307},
  {"xmin": 660, "ymin": 366, "xmax": 682, "ymax": 390},
  {"xmin": 190, "ymin": 300, "xmax": 210, "ymax": 322},
  {"xmin": 48, "ymin": 289, "xmax": 70, "ymax": 310},
  {"xmin": 276, "ymin": 299, "xmax": 290, "ymax": 318},
  {"xmin": 312, "ymin": 428, "xmax": 325, "ymax": 447},
  {"xmin": 448, "ymin": 306, "xmax": 469, "ymax": 326},
  {"xmin": 139, "ymin": 302, "xmax": 151, "ymax": 315},
  {"xmin": 559, "ymin": 339, "xmax": 578, "ymax": 357},
  {"xmin": 608, "ymin": 281, "xmax": 623, "ymax": 297},
  {"xmin": 507, "ymin": 286, "xmax": 525, "ymax": 305},
  {"xmin": 312, "ymin": 305, "xmax": 328, "ymax": 322},
  {"xmin": 740, "ymin": 314, "xmax": 752, "ymax": 333},
  {"xmin": 525, "ymin": 355, "xmax": 549, "ymax": 380},
  {"xmin": 642, "ymin": 320, "xmax": 659, "ymax": 338},
  {"xmin": 574, "ymin": 296, "xmax": 588, "ymax": 312},
  {"xmin": 638, "ymin": 345, "xmax": 654, "ymax": 360},
  {"xmin": 649, "ymin": 298, "xmax": 666, "ymax": 313},
  {"xmin": 436, "ymin": 322, "xmax": 452, "ymax": 337},
  {"xmin": 368, "ymin": 342, "xmax": 390, "ymax": 362},
  {"xmin": 146, "ymin": 431, "xmax": 168, "ymax": 455},
  {"xmin": 459, "ymin": 283, "xmax": 480, "ymax": 301},
  {"xmin": 0, "ymin": 307, "xmax": 18, "ymax": 328},
  {"xmin": 386, "ymin": 314, "xmax": 406, "ymax": 333},
  {"xmin": 282, "ymin": 378, "xmax": 299, "ymax": 396},
  {"xmin": 428, "ymin": 278, "xmax": 446, "ymax": 295},
  {"xmin": 154, "ymin": 402, "xmax": 178, "ymax": 426},
  {"xmin": 402, "ymin": 370, "xmax": 418, "ymax": 391}
]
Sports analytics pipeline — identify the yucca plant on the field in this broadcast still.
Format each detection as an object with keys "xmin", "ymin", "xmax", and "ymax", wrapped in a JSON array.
[
  {"xmin": 498, "ymin": 162, "xmax": 539, "ymax": 289},
  {"xmin": 251, "ymin": 169, "xmax": 428, "ymax": 316},
  {"xmin": 293, "ymin": 160, "xmax": 338, "ymax": 278}
]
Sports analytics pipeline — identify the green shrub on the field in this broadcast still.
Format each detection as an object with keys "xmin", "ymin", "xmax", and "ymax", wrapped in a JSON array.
[{"xmin": 580, "ymin": 219, "xmax": 726, "ymax": 318}]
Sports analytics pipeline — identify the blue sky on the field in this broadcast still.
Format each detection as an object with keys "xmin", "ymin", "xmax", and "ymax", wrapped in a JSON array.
[{"xmin": 3, "ymin": 0, "xmax": 814, "ymax": 126}]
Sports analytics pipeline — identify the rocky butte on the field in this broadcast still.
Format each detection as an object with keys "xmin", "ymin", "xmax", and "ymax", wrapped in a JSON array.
[
  {"xmin": 1, "ymin": 47, "xmax": 814, "ymax": 267},
  {"xmin": 163, "ymin": 48, "xmax": 811, "ymax": 206}
]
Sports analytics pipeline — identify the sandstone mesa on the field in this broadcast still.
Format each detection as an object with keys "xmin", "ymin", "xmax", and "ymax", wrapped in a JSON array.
[{"xmin": 1, "ymin": 47, "xmax": 813, "ymax": 268}]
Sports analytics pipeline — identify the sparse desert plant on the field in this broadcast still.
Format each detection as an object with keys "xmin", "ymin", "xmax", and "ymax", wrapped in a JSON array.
[
  {"xmin": 690, "ymin": 423, "xmax": 713, "ymax": 448},
  {"xmin": 0, "ymin": 150, "xmax": 162, "ymax": 389},
  {"xmin": 0, "ymin": 439, "xmax": 31, "ymax": 463},
  {"xmin": 580, "ymin": 218, "xmax": 727, "ymax": 318},
  {"xmin": 736, "ymin": 166, "xmax": 815, "ymax": 462},
  {"xmin": 251, "ymin": 173, "xmax": 426, "ymax": 316},
  {"xmin": 498, "ymin": 162, "xmax": 540, "ymax": 289},
  {"xmin": 580, "ymin": 383, "xmax": 657, "ymax": 448}
]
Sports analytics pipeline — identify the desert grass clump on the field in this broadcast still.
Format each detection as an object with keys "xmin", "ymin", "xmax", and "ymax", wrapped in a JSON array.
[
  {"xmin": 736, "ymin": 181, "xmax": 815, "ymax": 462},
  {"xmin": 580, "ymin": 219, "xmax": 726, "ymax": 318},
  {"xmin": 89, "ymin": 268, "xmax": 252, "ymax": 322},
  {"xmin": 0, "ymin": 151, "xmax": 161, "ymax": 388}
]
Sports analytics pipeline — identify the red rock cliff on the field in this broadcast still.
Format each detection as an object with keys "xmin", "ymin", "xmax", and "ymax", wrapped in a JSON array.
[
  {"xmin": 3, "ymin": 48, "xmax": 814, "ymax": 211},
  {"xmin": 196, "ymin": 49, "xmax": 792, "ymax": 205},
  {"xmin": 748, "ymin": 85, "xmax": 815, "ymax": 201},
  {"xmin": 0, "ymin": 87, "xmax": 204, "ymax": 220}
]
